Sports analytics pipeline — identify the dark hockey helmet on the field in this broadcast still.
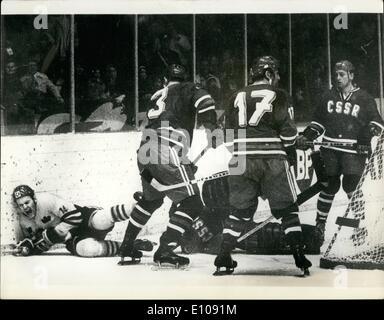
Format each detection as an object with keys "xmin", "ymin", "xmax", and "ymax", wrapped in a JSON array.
[
  {"xmin": 168, "ymin": 63, "xmax": 187, "ymax": 81},
  {"xmin": 335, "ymin": 60, "xmax": 355, "ymax": 74},
  {"xmin": 12, "ymin": 185, "xmax": 35, "ymax": 202},
  {"xmin": 251, "ymin": 56, "xmax": 279, "ymax": 79}
]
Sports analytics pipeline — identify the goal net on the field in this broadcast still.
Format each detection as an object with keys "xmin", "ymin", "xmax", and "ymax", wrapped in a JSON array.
[{"xmin": 320, "ymin": 132, "xmax": 384, "ymax": 270}]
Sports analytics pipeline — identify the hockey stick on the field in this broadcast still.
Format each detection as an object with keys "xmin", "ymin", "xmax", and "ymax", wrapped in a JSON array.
[
  {"xmin": 191, "ymin": 144, "xmax": 211, "ymax": 165},
  {"xmin": 141, "ymin": 169, "xmax": 229, "ymax": 192},
  {"xmin": 237, "ymin": 181, "xmax": 324, "ymax": 243},
  {"xmin": 305, "ymin": 141, "xmax": 370, "ymax": 154},
  {"xmin": 305, "ymin": 141, "xmax": 356, "ymax": 148},
  {"xmin": 0, "ymin": 244, "xmax": 22, "ymax": 256}
]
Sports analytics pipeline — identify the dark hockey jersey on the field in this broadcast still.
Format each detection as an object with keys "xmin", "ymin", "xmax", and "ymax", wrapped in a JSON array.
[
  {"xmin": 226, "ymin": 83, "xmax": 297, "ymax": 157},
  {"xmin": 309, "ymin": 87, "xmax": 384, "ymax": 153},
  {"xmin": 144, "ymin": 81, "xmax": 216, "ymax": 149}
]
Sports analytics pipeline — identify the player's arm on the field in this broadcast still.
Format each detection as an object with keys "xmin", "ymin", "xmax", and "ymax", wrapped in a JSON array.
[
  {"xmin": 366, "ymin": 96, "xmax": 384, "ymax": 137},
  {"xmin": 31, "ymin": 197, "xmax": 86, "ymax": 252},
  {"xmin": 194, "ymin": 87, "xmax": 217, "ymax": 131},
  {"xmin": 274, "ymin": 92, "xmax": 298, "ymax": 165},
  {"xmin": 14, "ymin": 227, "xmax": 67, "ymax": 256},
  {"xmin": 194, "ymin": 86, "xmax": 223, "ymax": 149},
  {"xmin": 356, "ymin": 96, "xmax": 384, "ymax": 154},
  {"xmin": 15, "ymin": 215, "xmax": 77, "ymax": 256}
]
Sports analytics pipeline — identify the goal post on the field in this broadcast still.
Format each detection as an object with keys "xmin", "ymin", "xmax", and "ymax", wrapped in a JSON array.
[{"xmin": 320, "ymin": 132, "xmax": 384, "ymax": 270}]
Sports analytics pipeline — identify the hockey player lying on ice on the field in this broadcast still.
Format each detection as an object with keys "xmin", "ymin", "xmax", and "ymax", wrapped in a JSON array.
[{"xmin": 11, "ymin": 185, "xmax": 154, "ymax": 257}]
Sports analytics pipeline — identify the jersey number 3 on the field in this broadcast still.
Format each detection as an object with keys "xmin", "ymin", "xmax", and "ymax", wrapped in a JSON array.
[
  {"xmin": 148, "ymin": 87, "xmax": 168, "ymax": 119},
  {"xmin": 234, "ymin": 89, "xmax": 276, "ymax": 126}
]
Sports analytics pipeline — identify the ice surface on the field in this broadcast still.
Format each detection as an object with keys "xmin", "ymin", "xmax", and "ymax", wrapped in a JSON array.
[{"xmin": 1, "ymin": 233, "xmax": 383, "ymax": 300}]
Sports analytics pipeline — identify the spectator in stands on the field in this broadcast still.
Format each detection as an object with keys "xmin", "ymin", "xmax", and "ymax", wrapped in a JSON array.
[
  {"xmin": 138, "ymin": 65, "xmax": 153, "ymax": 112},
  {"xmin": 18, "ymin": 59, "xmax": 65, "ymax": 128},
  {"xmin": 168, "ymin": 24, "xmax": 191, "ymax": 67},
  {"xmin": 85, "ymin": 68, "xmax": 106, "ymax": 102},
  {"xmin": 196, "ymin": 59, "xmax": 222, "ymax": 108},
  {"xmin": 3, "ymin": 60, "xmax": 29, "ymax": 134},
  {"xmin": 104, "ymin": 64, "xmax": 119, "ymax": 97},
  {"xmin": 221, "ymin": 50, "xmax": 241, "ymax": 108}
]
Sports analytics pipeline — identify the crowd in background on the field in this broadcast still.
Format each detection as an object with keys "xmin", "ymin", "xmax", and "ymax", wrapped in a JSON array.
[{"xmin": 1, "ymin": 14, "xmax": 381, "ymax": 135}]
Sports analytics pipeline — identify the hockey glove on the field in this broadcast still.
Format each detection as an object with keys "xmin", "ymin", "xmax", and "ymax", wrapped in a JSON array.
[
  {"xmin": 296, "ymin": 126, "xmax": 322, "ymax": 149},
  {"xmin": 295, "ymin": 135, "xmax": 310, "ymax": 149},
  {"xmin": 369, "ymin": 122, "xmax": 383, "ymax": 137},
  {"xmin": 357, "ymin": 144, "xmax": 371, "ymax": 156},
  {"xmin": 34, "ymin": 227, "xmax": 66, "ymax": 253},
  {"xmin": 14, "ymin": 238, "xmax": 35, "ymax": 256}
]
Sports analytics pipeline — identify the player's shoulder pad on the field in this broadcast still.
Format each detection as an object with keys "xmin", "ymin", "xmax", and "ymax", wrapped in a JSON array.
[
  {"xmin": 272, "ymin": 87, "xmax": 291, "ymax": 106},
  {"xmin": 274, "ymin": 87, "xmax": 290, "ymax": 99},
  {"xmin": 354, "ymin": 87, "xmax": 375, "ymax": 101},
  {"xmin": 180, "ymin": 81, "xmax": 198, "ymax": 91}
]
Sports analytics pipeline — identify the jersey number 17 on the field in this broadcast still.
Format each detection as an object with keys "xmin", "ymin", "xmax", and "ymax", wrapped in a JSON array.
[{"xmin": 234, "ymin": 89, "xmax": 276, "ymax": 126}]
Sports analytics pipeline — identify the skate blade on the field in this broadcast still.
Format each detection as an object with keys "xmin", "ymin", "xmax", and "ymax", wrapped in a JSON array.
[
  {"xmin": 151, "ymin": 262, "xmax": 189, "ymax": 271},
  {"xmin": 117, "ymin": 258, "xmax": 141, "ymax": 266},
  {"xmin": 213, "ymin": 268, "xmax": 235, "ymax": 276}
]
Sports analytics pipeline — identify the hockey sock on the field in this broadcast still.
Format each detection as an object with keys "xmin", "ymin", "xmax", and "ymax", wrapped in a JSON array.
[
  {"xmin": 222, "ymin": 212, "xmax": 252, "ymax": 252},
  {"xmin": 161, "ymin": 209, "xmax": 195, "ymax": 248},
  {"xmin": 101, "ymin": 240, "xmax": 121, "ymax": 256},
  {"xmin": 316, "ymin": 191, "xmax": 335, "ymax": 222},
  {"xmin": 121, "ymin": 198, "xmax": 163, "ymax": 246},
  {"xmin": 159, "ymin": 227, "xmax": 182, "ymax": 249},
  {"xmin": 75, "ymin": 238, "xmax": 120, "ymax": 257},
  {"xmin": 158, "ymin": 195, "xmax": 205, "ymax": 248},
  {"xmin": 90, "ymin": 204, "xmax": 133, "ymax": 231},
  {"xmin": 110, "ymin": 204, "xmax": 132, "ymax": 222},
  {"xmin": 281, "ymin": 212, "xmax": 302, "ymax": 235}
]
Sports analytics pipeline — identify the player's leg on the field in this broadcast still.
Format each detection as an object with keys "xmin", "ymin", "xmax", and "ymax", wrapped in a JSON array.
[
  {"xmin": 119, "ymin": 186, "xmax": 164, "ymax": 262},
  {"xmin": 213, "ymin": 172, "xmax": 258, "ymax": 275},
  {"xmin": 341, "ymin": 153, "xmax": 367, "ymax": 199},
  {"xmin": 264, "ymin": 158, "xmax": 312, "ymax": 274},
  {"xmin": 88, "ymin": 204, "xmax": 134, "ymax": 231},
  {"xmin": 68, "ymin": 208, "xmax": 156, "ymax": 258},
  {"xmin": 153, "ymin": 195, "xmax": 202, "ymax": 267},
  {"xmin": 66, "ymin": 236, "xmax": 121, "ymax": 257},
  {"xmin": 315, "ymin": 149, "xmax": 342, "ymax": 244},
  {"xmin": 153, "ymin": 156, "xmax": 202, "ymax": 267}
]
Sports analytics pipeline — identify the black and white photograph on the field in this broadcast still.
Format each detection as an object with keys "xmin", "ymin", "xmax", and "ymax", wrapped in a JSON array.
[{"xmin": 1, "ymin": 0, "xmax": 383, "ymax": 302}]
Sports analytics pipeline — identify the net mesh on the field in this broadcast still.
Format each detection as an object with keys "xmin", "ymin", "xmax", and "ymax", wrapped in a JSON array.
[{"xmin": 320, "ymin": 133, "xmax": 384, "ymax": 270}]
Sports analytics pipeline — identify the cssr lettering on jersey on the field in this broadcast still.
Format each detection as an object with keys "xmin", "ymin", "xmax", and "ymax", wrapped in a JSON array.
[{"xmin": 327, "ymin": 100, "xmax": 360, "ymax": 118}]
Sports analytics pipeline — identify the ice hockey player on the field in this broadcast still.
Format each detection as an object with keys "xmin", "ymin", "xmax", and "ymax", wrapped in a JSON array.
[
  {"xmin": 11, "ymin": 185, "xmax": 154, "ymax": 257},
  {"xmin": 119, "ymin": 62, "xmax": 217, "ymax": 267},
  {"xmin": 297, "ymin": 60, "xmax": 384, "ymax": 245},
  {"xmin": 213, "ymin": 56, "xmax": 312, "ymax": 276}
]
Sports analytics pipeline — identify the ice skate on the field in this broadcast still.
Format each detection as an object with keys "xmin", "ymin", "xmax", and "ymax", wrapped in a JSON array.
[
  {"xmin": 118, "ymin": 243, "xmax": 143, "ymax": 266},
  {"xmin": 291, "ymin": 245, "xmax": 312, "ymax": 277},
  {"xmin": 152, "ymin": 245, "xmax": 190, "ymax": 270},
  {"xmin": 134, "ymin": 239, "xmax": 156, "ymax": 252},
  {"xmin": 213, "ymin": 252, "xmax": 237, "ymax": 276}
]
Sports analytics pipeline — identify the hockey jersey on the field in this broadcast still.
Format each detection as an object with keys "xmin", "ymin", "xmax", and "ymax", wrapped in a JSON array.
[
  {"xmin": 18, "ymin": 193, "xmax": 78, "ymax": 239},
  {"xmin": 309, "ymin": 87, "xmax": 384, "ymax": 153},
  {"xmin": 144, "ymin": 81, "xmax": 216, "ymax": 150},
  {"xmin": 226, "ymin": 83, "xmax": 297, "ymax": 157}
]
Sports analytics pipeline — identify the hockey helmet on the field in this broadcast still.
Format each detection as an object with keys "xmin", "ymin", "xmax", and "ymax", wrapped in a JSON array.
[
  {"xmin": 12, "ymin": 185, "xmax": 35, "ymax": 202},
  {"xmin": 168, "ymin": 63, "xmax": 187, "ymax": 81},
  {"xmin": 335, "ymin": 60, "xmax": 355, "ymax": 74},
  {"xmin": 252, "ymin": 56, "xmax": 279, "ymax": 79}
]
